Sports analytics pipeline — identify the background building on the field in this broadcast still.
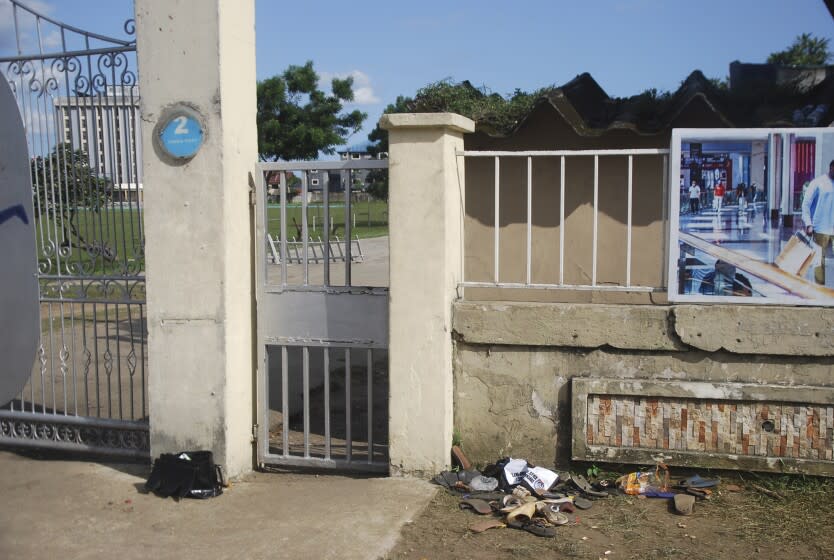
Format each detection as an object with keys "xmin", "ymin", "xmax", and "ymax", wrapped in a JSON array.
[{"xmin": 54, "ymin": 85, "xmax": 143, "ymax": 203}]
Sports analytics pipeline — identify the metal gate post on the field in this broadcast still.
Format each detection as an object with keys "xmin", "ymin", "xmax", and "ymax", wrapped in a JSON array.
[{"xmin": 380, "ymin": 113, "xmax": 475, "ymax": 476}]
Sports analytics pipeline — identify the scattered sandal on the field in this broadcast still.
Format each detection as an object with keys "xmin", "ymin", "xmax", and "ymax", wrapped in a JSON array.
[
  {"xmin": 570, "ymin": 474, "xmax": 609, "ymax": 498},
  {"xmin": 573, "ymin": 496, "xmax": 594, "ymax": 510},
  {"xmin": 500, "ymin": 495, "xmax": 524, "ymax": 512},
  {"xmin": 686, "ymin": 487, "xmax": 713, "ymax": 499},
  {"xmin": 558, "ymin": 502, "xmax": 576, "ymax": 514},
  {"xmin": 459, "ymin": 498, "xmax": 493, "ymax": 515},
  {"xmin": 537, "ymin": 503, "xmax": 570, "ymax": 525},
  {"xmin": 674, "ymin": 474, "xmax": 721, "ymax": 489},
  {"xmin": 469, "ymin": 518, "xmax": 505, "ymax": 533},
  {"xmin": 506, "ymin": 501, "xmax": 537, "ymax": 524},
  {"xmin": 507, "ymin": 518, "xmax": 557, "ymax": 538}
]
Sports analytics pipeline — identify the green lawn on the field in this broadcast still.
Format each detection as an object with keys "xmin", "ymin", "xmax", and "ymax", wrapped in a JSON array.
[
  {"xmin": 266, "ymin": 199, "xmax": 389, "ymax": 241},
  {"xmin": 34, "ymin": 206, "xmax": 144, "ymax": 277},
  {"xmin": 33, "ymin": 200, "xmax": 388, "ymax": 276}
]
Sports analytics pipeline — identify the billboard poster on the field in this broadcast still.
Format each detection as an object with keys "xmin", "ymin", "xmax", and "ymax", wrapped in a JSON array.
[{"xmin": 668, "ymin": 128, "xmax": 834, "ymax": 305}]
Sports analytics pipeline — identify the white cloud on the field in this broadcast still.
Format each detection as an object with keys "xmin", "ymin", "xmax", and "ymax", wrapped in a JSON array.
[
  {"xmin": 0, "ymin": 0, "xmax": 57, "ymax": 54},
  {"xmin": 320, "ymin": 69, "xmax": 380, "ymax": 105}
]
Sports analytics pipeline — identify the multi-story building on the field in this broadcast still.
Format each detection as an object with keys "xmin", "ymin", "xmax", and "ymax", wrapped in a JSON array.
[
  {"xmin": 53, "ymin": 85, "xmax": 143, "ymax": 204},
  {"xmin": 336, "ymin": 146, "xmax": 387, "ymax": 190}
]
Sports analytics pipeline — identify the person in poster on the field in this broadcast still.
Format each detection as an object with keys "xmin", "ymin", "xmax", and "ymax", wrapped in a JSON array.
[
  {"xmin": 688, "ymin": 181, "xmax": 701, "ymax": 214},
  {"xmin": 714, "ymin": 181, "xmax": 726, "ymax": 212},
  {"xmin": 802, "ymin": 159, "xmax": 834, "ymax": 285}
]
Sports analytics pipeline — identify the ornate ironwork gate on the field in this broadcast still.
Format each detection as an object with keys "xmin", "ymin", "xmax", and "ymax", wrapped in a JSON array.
[{"xmin": 0, "ymin": 1, "xmax": 148, "ymax": 457}]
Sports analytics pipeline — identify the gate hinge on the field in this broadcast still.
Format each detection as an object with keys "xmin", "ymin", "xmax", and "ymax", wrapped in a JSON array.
[
  {"xmin": 248, "ymin": 171, "xmax": 257, "ymax": 206},
  {"xmin": 251, "ymin": 423, "xmax": 258, "ymax": 443}
]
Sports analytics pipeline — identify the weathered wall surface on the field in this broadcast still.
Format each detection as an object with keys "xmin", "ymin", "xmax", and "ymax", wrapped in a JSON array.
[{"xmin": 452, "ymin": 301, "xmax": 834, "ymax": 474}]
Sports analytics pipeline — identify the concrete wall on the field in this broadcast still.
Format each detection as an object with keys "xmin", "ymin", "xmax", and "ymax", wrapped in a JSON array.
[
  {"xmin": 454, "ymin": 107, "xmax": 834, "ymax": 476},
  {"xmin": 452, "ymin": 301, "xmax": 834, "ymax": 475}
]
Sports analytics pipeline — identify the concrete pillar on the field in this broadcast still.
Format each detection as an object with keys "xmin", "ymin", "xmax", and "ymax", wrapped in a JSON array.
[
  {"xmin": 380, "ymin": 113, "xmax": 475, "ymax": 476},
  {"xmin": 135, "ymin": 0, "xmax": 256, "ymax": 478}
]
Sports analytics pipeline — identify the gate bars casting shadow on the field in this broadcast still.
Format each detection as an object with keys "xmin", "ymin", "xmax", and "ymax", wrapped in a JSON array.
[{"xmin": 255, "ymin": 160, "xmax": 390, "ymax": 473}]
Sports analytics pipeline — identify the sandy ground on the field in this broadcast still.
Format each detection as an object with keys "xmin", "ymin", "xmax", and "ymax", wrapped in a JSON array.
[{"xmin": 384, "ymin": 471, "xmax": 834, "ymax": 560}]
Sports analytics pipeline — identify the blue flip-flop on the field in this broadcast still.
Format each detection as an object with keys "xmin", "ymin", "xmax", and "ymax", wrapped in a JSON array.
[{"xmin": 674, "ymin": 474, "xmax": 720, "ymax": 489}]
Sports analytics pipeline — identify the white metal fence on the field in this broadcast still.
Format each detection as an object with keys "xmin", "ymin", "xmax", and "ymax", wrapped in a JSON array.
[{"xmin": 458, "ymin": 149, "xmax": 670, "ymax": 293}]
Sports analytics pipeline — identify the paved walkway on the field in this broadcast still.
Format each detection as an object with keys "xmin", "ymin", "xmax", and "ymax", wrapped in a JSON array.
[{"xmin": 0, "ymin": 450, "xmax": 434, "ymax": 560}]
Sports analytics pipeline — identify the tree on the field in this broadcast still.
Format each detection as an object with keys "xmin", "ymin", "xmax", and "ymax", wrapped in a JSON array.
[
  {"xmin": 365, "ymin": 168, "xmax": 388, "ymax": 201},
  {"xmin": 366, "ymin": 80, "xmax": 548, "ymax": 157},
  {"xmin": 30, "ymin": 144, "xmax": 114, "ymax": 262},
  {"xmin": 257, "ymin": 61, "xmax": 367, "ymax": 161},
  {"xmin": 767, "ymin": 33, "xmax": 831, "ymax": 66}
]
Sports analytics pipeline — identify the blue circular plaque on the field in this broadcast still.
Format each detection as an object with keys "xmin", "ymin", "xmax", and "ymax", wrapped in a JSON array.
[{"xmin": 158, "ymin": 111, "xmax": 204, "ymax": 159}]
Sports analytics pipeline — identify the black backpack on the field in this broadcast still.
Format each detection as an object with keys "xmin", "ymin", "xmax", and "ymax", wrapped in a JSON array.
[{"xmin": 145, "ymin": 451, "xmax": 225, "ymax": 499}]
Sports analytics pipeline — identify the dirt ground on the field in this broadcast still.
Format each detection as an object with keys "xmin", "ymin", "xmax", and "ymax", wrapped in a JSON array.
[{"xmin": 384, "ymin": 469, "xmax": 834, "ymax": 560}]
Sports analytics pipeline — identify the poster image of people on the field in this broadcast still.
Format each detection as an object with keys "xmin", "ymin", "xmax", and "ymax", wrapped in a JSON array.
[{"xmin": 668, "ymin": 128, "xmax": 834, "ymax": 305}]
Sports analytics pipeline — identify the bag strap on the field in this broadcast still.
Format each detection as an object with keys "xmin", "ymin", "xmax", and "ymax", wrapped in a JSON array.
[{"xmin": 215, "ymin": 464, "xmax": 226, "ymax": 489}]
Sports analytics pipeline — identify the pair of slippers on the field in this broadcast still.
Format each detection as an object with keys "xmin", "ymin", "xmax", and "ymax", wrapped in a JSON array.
[
  {"xmin": 674, "ymin": 474, "xmax": 720, "ymax": 490},
  {"xmin": 507, "ymin": 518, "xmax": 558, "ymax": 537},
  {"xmin": 569, "ymin": 474, "xmax": 610, "ymax": 498},
  {"xmin": 674, "ymin": 474, "xmax": 719, "ymax": 500}
]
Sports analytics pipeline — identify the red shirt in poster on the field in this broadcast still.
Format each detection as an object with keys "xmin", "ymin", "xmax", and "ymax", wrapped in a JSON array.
[{"xmin": 715, "ymin": 183, "xmax": 726, "ymax": 198}]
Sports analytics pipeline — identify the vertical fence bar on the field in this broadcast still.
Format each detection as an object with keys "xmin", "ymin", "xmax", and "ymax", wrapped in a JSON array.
[
  {"xmin": 662, "ymin": 154, "xmax": 669, "ymax": 288},
  {"xmin": 323, "ymin": 170, "xmax": 330, "ymax": 286},
  {"xmin": 367, "ymin": 348, "xmax": 373, "ymax": 463},
  {"xmin": 281, "ymin": 346, "xmax": 289, "ymax": 456},
  {"xmin": 627, "ymin": 155, "xmax": 633, "ymax": 287},
  {"xmin": 345, "ymin": 348, "xmax": 352, "ymax": 461},
  {"xmin": 526, "ymin": 156, "xmax": 532, "ymax": 285},
  {"xmin": 302, "ymin": 346, "xmax": 310, "ymax": 458},
  {"xmin": 494, "ymin": 156, "xmax": 500, "ymax": 283},
  {"xmin": 323, "ymin": 347, "xmax": 331, "ymax": 460},
  {"xmin": 301, "ymin": 173, "xmax": 309, "ymax": 286},
  {"xmin": 47, "ymin": 303, "xmax": 55, "ymax": 413},
  {"xmin": 559, "ymin": 156, "xmax": 565, "ymax": 286},
  {"xmin": 344, "ymin": 171, "xmax": 352, "ymax": 287},
  {"xmin": 140, "ymin": 303, "xmax": 147, "ymax": 419},
  {"xmin": 279, "ymin": 173, "xmax": 288, "ymax": 287},
  {"xmin": 592, "ymin": 155, "xmax": 599, "ymax": 286},
  {"xmin": 92, "ymin": 302, "xmax": 101, "ymax": 417}
]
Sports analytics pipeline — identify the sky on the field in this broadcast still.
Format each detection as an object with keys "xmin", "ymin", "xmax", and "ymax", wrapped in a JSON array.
[{"xmin": 2, "ymin": 0, "xmax": 833, "ymax": 149}]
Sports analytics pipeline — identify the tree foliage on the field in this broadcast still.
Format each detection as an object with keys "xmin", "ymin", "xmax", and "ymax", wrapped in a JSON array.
[
  {"xmin": 30, "ymin": 144, "xmax": 114, "ymax": 259},
  {"xmin": 365, "ymin": 168, "xmax": 388, "ymax": 201},
  {"xmin": 767, "ymin": 33, "xmax": 831, "ymax": 66},
  {"xmin": 367, "ymin": 79, "xmax": 547, "ymax": 156},
  {"xmin": 257, "ymin": 61, "xmax": 367, "ymax": 161}
]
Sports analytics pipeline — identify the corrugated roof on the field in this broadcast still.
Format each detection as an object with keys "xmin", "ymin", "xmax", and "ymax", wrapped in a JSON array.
[{"xmin": 505, "ymin": 66, "xmax": 833, "ymax": 138}]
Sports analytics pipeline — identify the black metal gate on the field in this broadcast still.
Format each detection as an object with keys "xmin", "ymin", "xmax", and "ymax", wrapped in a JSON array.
[{"xmin": 0, "ymin": 0, "xmax": 148, "ymax": 457}]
